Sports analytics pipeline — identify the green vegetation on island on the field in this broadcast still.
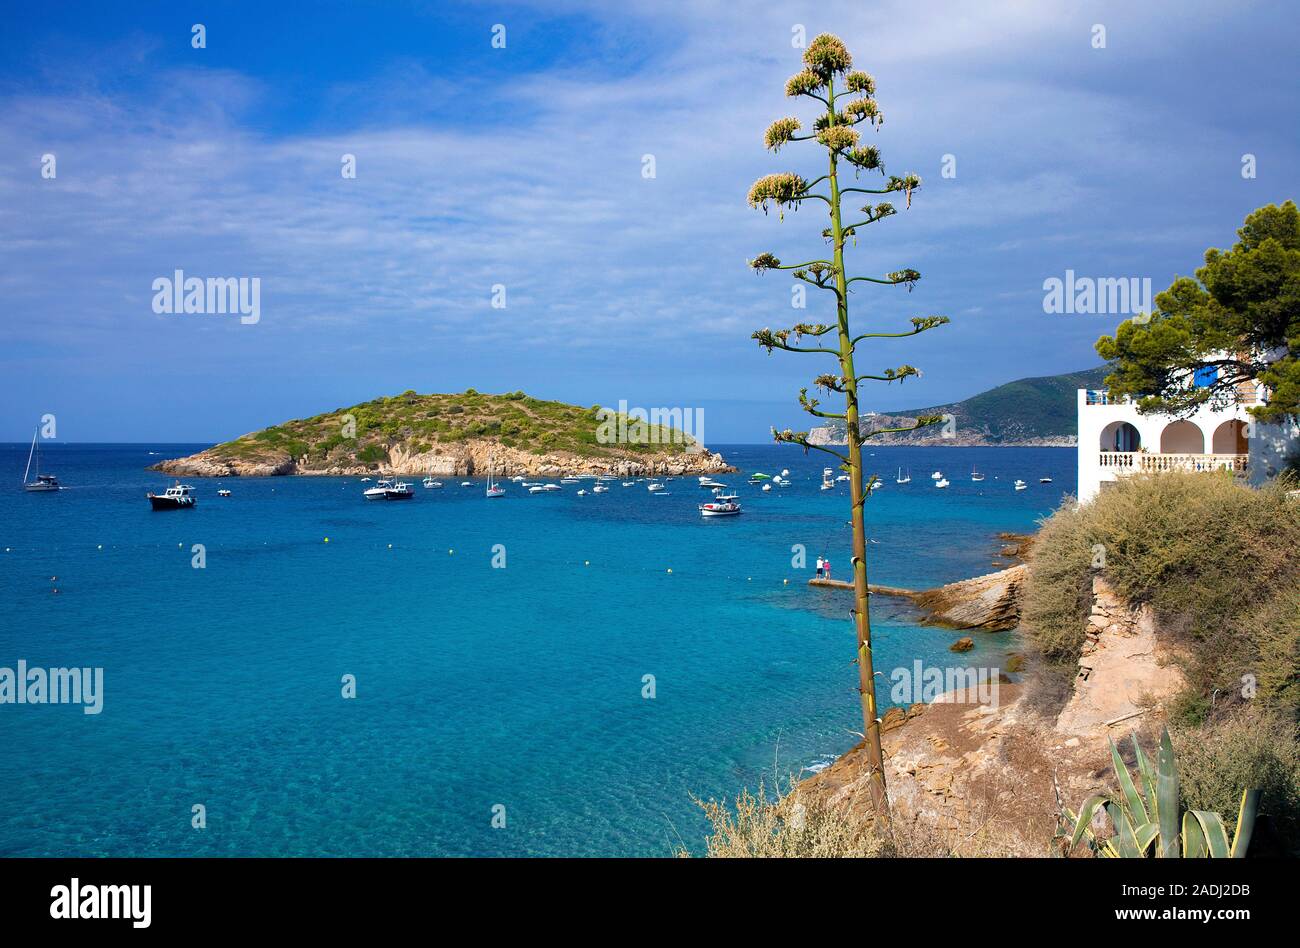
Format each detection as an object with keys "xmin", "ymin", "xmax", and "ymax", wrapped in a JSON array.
[{"xmin": 189, "ymin": 389, "xmax": 700, "ymax": 468}]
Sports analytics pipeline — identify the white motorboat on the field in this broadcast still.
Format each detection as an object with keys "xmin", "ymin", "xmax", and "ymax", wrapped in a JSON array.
[
  {"xmin": 529, "ymin": 483, "xmax": 562, "ymax": 493},
  {"xmin": 21, "ymin": 430, "xmax": 60, "ymax": 492},
  {"xmin": 647, "ymin": 482, "xmax": 665, "ymax": 492},
  {"xmin": 699, "ymin": 479, "xmax": 727, "ymax": 489},
  {"xmin": 577, "ymin": 489, "xmax": 587, "ymax": 496},
  {"xmin": 699, "ymin": 498, "xmax": 742, "ymax": 517},
  {"xmin": 1014, "ymin": 479, "xmax": 1028, "ymax": 491},
  {"xmin": 148, "ymin": 483, "xmax": 196, "ymax": 510},
  {"xmin": 935, "ymin": 478, "xmax": 950, "ymax": 489},
  {"xmin": 592, "ymin": 484, "xmax": 609, "ymax": 493},
  {"xmin": 820, "ymin": 467, "xmax": 835, "ymax": 491},
  {"xmin": 761, "ymin": 483, "xmax": 772, "ymax": 491},
  {"xmin": 622, "ymin": 481, "xmax": 634, "ymax": 487},
  {"xmin": 931, "ymin": 471, "xmax": 943, "ymax": 480},
  {"xmin": 423, "ymin": 476, "xmax": 443, "ymax": 489},
  {"xmin": 1039, "ymin": 476, "xmax": 1053, "ymax": 484},
  {"xmin": 217, "ymin": 489, "xmax": 232, "ymax": 497},
  {"xmin": 364, "ymin": 478, "xmax": 414, "ymax": 501},
  {"xmin": 560, "ymin": 477, "xmax": 580, "ymax": 484}
]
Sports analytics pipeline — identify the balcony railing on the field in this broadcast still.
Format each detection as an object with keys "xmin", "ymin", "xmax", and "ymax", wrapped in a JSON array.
[{"xmin": 1099, "ymin": 452, "xmax": 1248, "ymax": 473}]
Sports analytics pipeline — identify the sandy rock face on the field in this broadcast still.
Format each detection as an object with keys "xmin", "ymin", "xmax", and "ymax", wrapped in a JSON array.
[
  {"xmin": 1054, "ymin": 577, "xmax": 1185, "ymax": 737},
  {"xmin": 910, "ymin": 564, "xmax": 1028, "ymax": 631},
  {"xmin": 155, "ymin": 441, "xmax": 734, "ymax": 478}
]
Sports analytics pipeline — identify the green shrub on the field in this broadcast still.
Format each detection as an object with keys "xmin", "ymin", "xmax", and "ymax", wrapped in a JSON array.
[
  {"xmin": 1173, "ymin": 708, "xmax": 1300, "ymax": 854},
  {"xmin": 357, "ymin": 444, "xmax": 387, "ymax": 463}
]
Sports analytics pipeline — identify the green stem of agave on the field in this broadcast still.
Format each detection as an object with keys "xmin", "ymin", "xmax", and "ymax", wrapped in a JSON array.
[{"xmin": 827, "ymin": 77, "xmax": 891, "ymax": 825}]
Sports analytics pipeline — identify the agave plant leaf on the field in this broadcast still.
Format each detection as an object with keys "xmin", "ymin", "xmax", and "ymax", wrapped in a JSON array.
[
  {"xmin": 1131, "ymin": 733, "xmax": 1159, "ymax": 817},
  {"xmin": 1229, "ymin": 788, "xmax": 1260, "ymax": 858},
  {"xmin": 1107, "ymin": 802, "xmax": 1143, "ymax": 858},
  {"xmin": 1132, "ymin": 821, "xmax": 1159, "ymax": 854},
  {"xmin": 1110, "ymin": 737, "xmax": 1149, "ymax": 825},
  {"xmin": 1070, "ymin": 795, "xmax": 1109, "ymax": 851},
  {"xmin": 1182, "ymin": 811, "xmax": 1208, "ymax": 858},
  {"xmin": 1156, "ymin": 729, "xmax": 1181, "ymax": 858},
  {"xmin": 1189, "ymin": 810, "xmax": 1231, "ymax": 857}
]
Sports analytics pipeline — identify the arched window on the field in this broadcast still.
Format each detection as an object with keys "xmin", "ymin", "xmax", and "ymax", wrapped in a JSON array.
[
  {"xmin": 1211, "ymin": 419, "xmax": 1248, "ymax": 454},
  {"xmin": 1100, "ymin": 421, "xmax": 1141, "ymax": 452},
  {"xmin": 1160, "ymin": 420, "xmax": 1204, "ymax": 454}
]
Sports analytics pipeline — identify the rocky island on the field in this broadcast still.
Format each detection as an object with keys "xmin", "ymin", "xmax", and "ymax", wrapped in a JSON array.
[{"xmin": 154, "ymin": 389, "xmax": 733, "ymax": 478}]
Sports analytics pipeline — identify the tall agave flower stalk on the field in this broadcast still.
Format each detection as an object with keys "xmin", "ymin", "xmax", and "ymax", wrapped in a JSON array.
[{"xmin": 748, "ymin": 33, "xmax": 949, "ymax": 823}]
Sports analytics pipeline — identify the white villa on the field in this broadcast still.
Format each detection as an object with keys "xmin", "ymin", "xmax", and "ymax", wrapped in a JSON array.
[{"xmin": 1075, "ymin": 374, "xmax": 1294, "ymax": 503}]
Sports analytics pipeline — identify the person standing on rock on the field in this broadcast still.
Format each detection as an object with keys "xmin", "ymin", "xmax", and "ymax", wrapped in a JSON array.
[
  {"xmin": 816, "ymin": 556, "xmax": 825, "ymax": 579},
  {"xmin": 823, "ymin": 558, "xmax": 831, "ymax": 581}
]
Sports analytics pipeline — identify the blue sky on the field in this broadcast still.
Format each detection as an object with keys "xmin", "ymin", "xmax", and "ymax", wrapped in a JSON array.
[{"xmin": 2, "ymin": 0, "xmax": 1297, "ymax": 442}]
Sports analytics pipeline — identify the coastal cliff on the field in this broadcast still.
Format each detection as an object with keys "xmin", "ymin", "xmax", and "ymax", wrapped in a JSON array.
[{"xmin": 153, "ymin": 389, "xmax": 734, "ymax": 477}]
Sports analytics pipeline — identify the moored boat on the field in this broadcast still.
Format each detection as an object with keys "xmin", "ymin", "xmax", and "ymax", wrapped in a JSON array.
[{"xmin": 149, "ymin": 483, "xmax": 196, "ymax": 510}]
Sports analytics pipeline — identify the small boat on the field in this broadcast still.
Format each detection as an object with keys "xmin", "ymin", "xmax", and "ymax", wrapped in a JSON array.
[
  {"xmin": 360, "ymin": 477, "xmax": 371, "ymax": 482},
  {"xmin": 364, "ymin": 479, "xmax": 414, "ymax": 501},
  {"xmin": 931, "ymin": 471, "xmax": 943, "ymax": 480},
  {"xmin": 1014, "ymin": 479, "xmax": 1028, "ymax": 491},
  {"xmin": 780, "ymin": 469, "xmax": 790, "ymax": 477},
  {"xmin": 699, "ymin": 479, "xmax": 727, "ymax": 488},
  {"xmin": 577, "ymin": 489, "xmax": 587, "ymax": 496},
  {"xmin": 528, "ymin": 483, "xmax": 561, "ymax": 494},
  {"xmin": 1039, "ymin": 476, "xmax": 1053, "ymax": 484},
  {"xmin": 460, "ymin": 481, "xmax": 473, "ymax": 487},
  {"xmin": 748, "ymin": 472, "xmax": 771, "ymax": 483},
  {"xmin": 971, "ymin": 465, "xmax": 985, "ymax": 482},
  {"xmin": 592, "ymin": 484, "xmax": 609, "ymax": 493},
  {"xmin": 21, "ymin": 431, "xmax": 60, "ymax": 492},
  {"xmin": 217, "ymin": 489, "xmax": 232, "ymax": 497},
  {"xmin": 896, "ymin": 467, "xmax": 911, "ymax": 485},
  {"xmin": 621, "ymin": 481, "xmax": 634, "ymax": 487},
  {"xmin": 510, "ymin": 475, "xmax": 525, "ymax": 483},
  {"xmin": 560, "ymin": 477, "xmax": 580, "ymax": 484},
  {"xmin": 486, "ymin": 456, "xmax": 505, "ymax": 498},
  {"xmin": 647, "ymin": 482, "xmax": 665, "ymax": 492},
  {"xmin": 820, "ymin": 467, "xmax": 835, "ymax": 491},
  {"xmin": 761, "ymin": 483, "xmax": 772, "ymax": 491},
  {"xmin": 699, "ymin": 498, "xmax": 742, "ymax": 517},
  {"xmin": 774, "ymin": 476, "xmax": 791, "ymax": 487},
  {"xmin": 149, "ymin": 483, "xmax": 196, "ymax": 510},
  {"xmin": 935, "ymin": 478, "xmax": 950, "ymax": 489},
  {"xmin": 423, "ymin": 476, "xmax": 443, "ymax": 489}
]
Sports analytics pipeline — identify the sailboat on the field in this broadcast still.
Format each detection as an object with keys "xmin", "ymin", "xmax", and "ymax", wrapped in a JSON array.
[
  {"xmin": 486, "ymin": 456, "xmax": 505, "ymax": 498},
  {"xmin": 895, "ymin": 467, "xmax": 911, "ymax": 484},
  {"xmin": 22, "ymin": 430, "xmax": 60, "ymax": 492},
  {"xmin": 820, "ymin": 467, "xmax": 835, "ymax": 491},
  {"xmin": 971, "ymin": 465, "xmax": 985, "ymax": 482}
]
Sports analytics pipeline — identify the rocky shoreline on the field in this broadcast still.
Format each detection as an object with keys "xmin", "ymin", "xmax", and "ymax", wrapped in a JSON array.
[{"xmin": 152, "ymin": 440, "xmax": 735, "ymax": 479}]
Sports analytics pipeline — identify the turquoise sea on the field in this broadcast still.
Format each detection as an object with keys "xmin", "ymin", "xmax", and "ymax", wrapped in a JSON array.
[{"xmin": 0, "ymin": 443, "xmax": 1073, "ymax": 857}]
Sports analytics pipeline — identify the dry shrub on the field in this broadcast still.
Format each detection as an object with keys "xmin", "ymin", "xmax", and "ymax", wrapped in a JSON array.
[
  {"xmin": 689, "ymin": 782, "xmax": 1024, "ymax": 858},
  {"xmin": 1173, "ymin": 707, "xmax": 1300, "ymax": 854},
  {"xmin": 1017, "ymin": 496, "xmax": 1094, "ymax": 716}
]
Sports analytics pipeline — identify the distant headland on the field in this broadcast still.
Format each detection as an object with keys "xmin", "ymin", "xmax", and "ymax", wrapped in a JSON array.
[
  {"xmin": 809, "ymin": 366, "xmax": 1108, "ymax": 447},
  {"xmin": 153, "ymin": 389, "xmax": 733, "ymax": 478}
]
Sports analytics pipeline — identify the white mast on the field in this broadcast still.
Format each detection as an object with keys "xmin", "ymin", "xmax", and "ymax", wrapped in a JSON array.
[{"xmin": 23, "ymin": 429, "xmax": 37, "ymax": 484}]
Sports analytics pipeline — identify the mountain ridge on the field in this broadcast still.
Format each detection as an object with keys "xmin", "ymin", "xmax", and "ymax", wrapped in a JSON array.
[{"xmin": 809, "ymin": 366, "xmax": 1110, "ymax": 446}]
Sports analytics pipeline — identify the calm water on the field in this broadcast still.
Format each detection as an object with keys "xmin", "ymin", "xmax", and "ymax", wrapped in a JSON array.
[{"xmin": 0, "ymin": 443, "xmax": 1073, "ymax": 856}]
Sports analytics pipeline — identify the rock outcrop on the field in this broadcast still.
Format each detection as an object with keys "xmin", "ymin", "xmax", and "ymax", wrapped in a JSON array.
[
  {"xmin": 155, "ymin": 441, "xmax": 733, "ymax": 479},
  {"xmin": 909, "ymin": 564, "xmax": 1028, "ymax": 631}
]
